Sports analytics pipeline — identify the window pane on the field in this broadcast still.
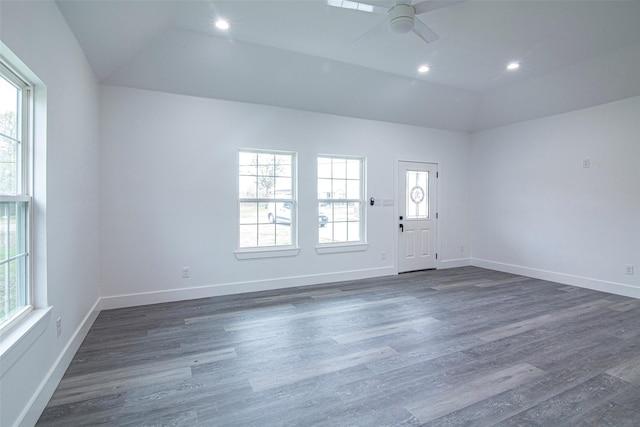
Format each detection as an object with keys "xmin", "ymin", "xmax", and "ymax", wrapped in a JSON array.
[
  {"xmin": 0, "ymin": 134, "xmax": 17, "ymax": 195},
  {"xmin": 239, "ymin": 163, "xmax": 256, "ymax": 176},
  {"xmin": 275, "ymin": 224, "xmax": 292, "ymax": 246},
  {"xmin": 239, "ymin": 224, "xmax": 257, "ymax": 248},
  {"xmin": 318, "ymin": 178, "xmax": 331, "ymax": 200},
  {"xmin": 332, "ymin": 158, "xmax": 346, "ymax": 179},
  {"xmin": 323, "ymin": 202, "xmax": 334, "ymax": 222},
  {"xmin": 318, "ymin": 157, "xmax": 331, "ymax": 179},
  {"xmin": 333, "ymin": 202, "xmax": 348, "ymax": 222},
  {"xmin": 258, "ymin": 223, "xmax": 276, "ymax": 247},
  {"xmin": 257, "ymin": 153, "xmax": 274, "ymax": 168},
  {"xmin": 274, "ymin": 177, "xmax": 291, "ymax": 198},
  {"xmin": 239, "ymin": 202, "xmax": 258, "ymax": 225},
  {"xmin": 0, "ymin": 259, "xmax": 22, "ymax": 322},
  {"xmin": 257, "ymin": 203, "xmax": 273, "ymax": 224},
  {"xmin": 239, "ymin": 176, "xmax": 257, "ymax": 199},
  {"xmin": 346, "ymin": 179, "xmax": 360, "ymax": 199},
  {"xmin": 257, "ymin": 175, "xmax": 275, "ymax": 198},
  {"xmin": 406, "ymin": 170, "xmax": 429, "ymax": 219},
  {"xmin": 333, "ymin": 222, "xmax": 348, "ymax": 242},
  {"xmin": 347, "ymin": 222, "xmax": 360, "ymax": 242},
  {"xmin": 332, "ymin": 179, "xmax": 346, "ymax": 200},
  {"xmin": 274, "ymin": 155, "xmax": 292, "ymax": 176},
  {"xmin": 0, "ymin": 201, "xmax": 28, "ymax": 325},
  {"xmin": 0, "ymin": 76, "xmax": 18, "ymax": 140},
  {"xmin": 346, "ymin": 159, "xmax": 360, "ymax": 179},
  {"xmin": 347, "ymin": 202, "xmax": 361, "ymax": 221},
  {"xmin": 319, "ymin": 222, "xmax": 333, "ymax": 244},
  {"xmin": 238, "ymin": 152, "xmax": 257, "ymax": 176}
]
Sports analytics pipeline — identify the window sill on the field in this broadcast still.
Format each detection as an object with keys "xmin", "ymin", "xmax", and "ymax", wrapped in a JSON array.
[
  {"xmin": 315, "ymin": 243, "xmax": 369, "ymax": 254},
  {"xmin": 0, "ymin": 306, "xmax": 52, "ymax": 378},
  {"xmin": 235, "ymin": 247, "xmax": 301, "ymax": 260}
]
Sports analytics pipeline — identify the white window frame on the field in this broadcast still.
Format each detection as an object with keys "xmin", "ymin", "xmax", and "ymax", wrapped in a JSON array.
[
  {"xmin": 0, "ymin": 59, "xmax": 33, "ymax": 335},
  {"xmin": 316, "ymin": 154, "xmax": 368, "ymax": 253},
  {"xmin": 235, "ymin": 149, "xmax": 299, "ymax": 259}
]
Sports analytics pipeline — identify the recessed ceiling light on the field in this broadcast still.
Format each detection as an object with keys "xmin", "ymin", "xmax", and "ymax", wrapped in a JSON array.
[
  {"xmin": 418, "ymin": 65, "xmax": 430, "ymax": 73},
  {"xmin": 215, "ymin": 19, "xmax": 230, "ymax": 30},
  {"xmin": 507, "ymin": 62, "xmax": 520, "ymax": 71}
]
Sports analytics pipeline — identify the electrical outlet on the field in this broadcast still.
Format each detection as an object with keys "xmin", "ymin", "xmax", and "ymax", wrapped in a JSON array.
[
  {"xmin": 381, "ymin": 251, "xmax": 387, "ymax": 260},
  {"xmin": 460, "ymin": 245, "xmax": 465, "ymax": 253},
  {"xmin": 182, "ymin": 267, "xmax": 191, "ymax": 279},
  {"xmin": 625, "ymin": 265, "xmax": 634, "ymax": 275},
  {"xmin": 583, "ymin": 159, "xmax": 591, "ymax": 168},
  {"xmin": 56, "ymin": 317, "xmax": 62, "ymax": 337}
]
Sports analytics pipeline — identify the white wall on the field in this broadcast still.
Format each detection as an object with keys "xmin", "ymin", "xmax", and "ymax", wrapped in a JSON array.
[
  {"xmin": 99, "ymin": 86, "xmax": 471, "ymax": 307},
  {"xmin": 471, "ymin": 95, "xmax": 640, "ymax": 297},
  {"xmin": 0, "ymin": 2, "xmax": 101, "ymax": 427}
]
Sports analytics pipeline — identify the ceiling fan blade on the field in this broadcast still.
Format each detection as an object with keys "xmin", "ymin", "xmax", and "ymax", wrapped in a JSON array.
[
  {"xmin": 353, "ymin": 19, "xmax": 388, "ymax": 44},
  {"xmin": 327, "ymin": 0, "xmax": 388, "ymax": 14},
  {"xmin": 413, "ymin": 0, "xmax": 466, "ymax": 15},
  {"xmin": 412, "ymin": 18, "xmax": 440, "ymax": 44}
]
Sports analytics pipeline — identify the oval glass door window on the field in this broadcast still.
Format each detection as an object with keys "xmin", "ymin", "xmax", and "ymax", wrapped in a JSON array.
[{"xmin": 406, "ymin": 171, "xmax": 429, "ymax": 219}]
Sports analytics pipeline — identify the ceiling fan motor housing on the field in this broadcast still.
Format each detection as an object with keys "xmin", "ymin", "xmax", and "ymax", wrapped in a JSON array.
[{"xmin": 388, "ymin": 4, "xmax": 415, "ymax": 34}]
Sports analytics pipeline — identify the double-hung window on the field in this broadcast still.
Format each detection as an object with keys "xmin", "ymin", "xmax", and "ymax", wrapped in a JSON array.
[
  {"xmin": 0, "ymin": 61, "xmax": 32, "ymax": 331},
  {"xmin": 317, "ymin": 155, "xmax": 365, "ymax": 245},
  {"xmin": 238, "ymin": 150, "xmax": 296, "ymax": 250}
]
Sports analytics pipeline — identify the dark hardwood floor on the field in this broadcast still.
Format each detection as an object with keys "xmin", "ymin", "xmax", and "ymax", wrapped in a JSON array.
[{"xmin": 37, "ymin": 267, "xmax": 640, "ymax": 426}]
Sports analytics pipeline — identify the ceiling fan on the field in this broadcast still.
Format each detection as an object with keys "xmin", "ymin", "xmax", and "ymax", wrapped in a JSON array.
[{"xmin": 327, "ymin": 0, "xmax": 463, "ymax": 44}]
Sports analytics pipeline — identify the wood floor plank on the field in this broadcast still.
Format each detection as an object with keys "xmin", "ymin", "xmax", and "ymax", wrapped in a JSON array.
[
  {"xmin": 495, "ymin": 373, "xmax": 633, "ymax": 426},
  {"xmin": 609, "ymin": 300, "xmax": 640, "ymax": 312},
  {"xmin": 474, "ymin": 298, "xmax": 612, "ymax": 342},
  {"xmin": 606, "ymin": 354, "xmax": 640, "ymax": 384},
  {"xmin": 473, "ymin": 275, "xmax": 532, "ymax": 288},
  {"xmin": 184, "ymin": 303, "xmax": 297, "ymax": 325},
  {"xmin": 249, "ymin": 346, "xmax": 398, "ymax": 392},
  {"xmin": 47, "ymin": 367, "xmax": 192, "ymax": 407},
  {"xmin": 405, "ymin": 363, "xmax": 545, "ymax": 423},
  {"xmin": 223, "ymin": 295, "xmax": 417, "ymax": 331},
  {"xmin": 331, "ymin": 317, "xmax": 439, "ymax": 344}
]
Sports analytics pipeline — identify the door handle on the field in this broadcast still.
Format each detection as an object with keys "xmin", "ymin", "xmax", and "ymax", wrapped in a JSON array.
[{"xmin": 399, "ymin": 223, "xmax": 404, "ymax": 232}]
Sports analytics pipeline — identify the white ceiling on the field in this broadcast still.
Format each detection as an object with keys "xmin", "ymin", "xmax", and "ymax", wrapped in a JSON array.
[{"xmin": 56, "ymin": 0, "xmax": 640, "ymax": 132}]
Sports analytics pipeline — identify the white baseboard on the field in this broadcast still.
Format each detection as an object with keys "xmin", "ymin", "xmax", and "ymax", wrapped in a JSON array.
[
  {"xmin": 18, "ymin": 299, "xmax": 101, "ymax": 427},
  {"xmin": 439, "ymin": 258, "xmax": 471, "ymax": 269},
  {"xmin": 100, "ymin": 266, "xmax": 397, "ymax": 310},
  {"xmin": 471, "ymin": 258, "xmax": 640, "ymax": 299}
]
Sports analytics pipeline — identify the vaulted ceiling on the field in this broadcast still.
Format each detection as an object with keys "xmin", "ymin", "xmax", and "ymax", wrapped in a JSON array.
[{"xmin": 56, "ymin": 0, "xmax": 640, "ymax": 132}]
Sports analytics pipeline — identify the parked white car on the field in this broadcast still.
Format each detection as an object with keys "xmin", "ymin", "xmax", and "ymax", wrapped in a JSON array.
[{"xmin": 268, "ymin": 202, "xmax": 328, "ymax": 227}]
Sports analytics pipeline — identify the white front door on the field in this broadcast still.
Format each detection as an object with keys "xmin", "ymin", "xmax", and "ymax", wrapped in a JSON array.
[{"xmin": 398, "ymin": 161, "xmax": 438, "ymax": 273}]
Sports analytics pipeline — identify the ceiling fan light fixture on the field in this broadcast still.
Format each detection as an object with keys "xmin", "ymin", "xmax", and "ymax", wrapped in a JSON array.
[
  {"xmin": 418, "ymin": 65, "xmax": 430, "ymax": 73},
  {"xmin": 507, "ymin": 62, "xmax": 520, "ymax": 71},
  {"xmin": 389, "ymin": 16, "xmax": 414, "ymax": 34},
  {"xmin": 388, "ymin": 4, "xmax": 415, "ymax": 35}
]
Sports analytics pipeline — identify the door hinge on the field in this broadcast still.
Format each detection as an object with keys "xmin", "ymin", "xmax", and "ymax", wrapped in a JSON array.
[
  {"xmin": 436, "ymin": 253, "xmax": 438, "ymax": 260},
  {"xmin": 436, "ymin": 172, "xmax": 439, "ymax": 178},
  {"xmin": 436, "ymin": 212, "xmax": 439, "ymax": 219}
]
